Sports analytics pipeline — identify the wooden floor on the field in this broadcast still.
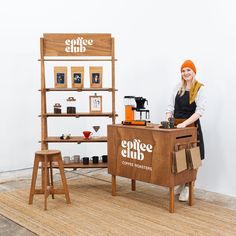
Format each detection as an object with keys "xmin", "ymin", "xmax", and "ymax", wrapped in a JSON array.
[{"xmin": 0, "ymin": 168, "xmax": 236, "ymax": 235}]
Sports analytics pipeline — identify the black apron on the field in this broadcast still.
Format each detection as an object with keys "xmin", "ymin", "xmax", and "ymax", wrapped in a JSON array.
[{"xmin": 174, "ymin": 91, "xmax": 205, "ymax": 160}]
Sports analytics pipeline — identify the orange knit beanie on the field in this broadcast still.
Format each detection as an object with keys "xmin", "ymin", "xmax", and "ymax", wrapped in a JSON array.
[{"xmin": 181, "ymin": 60, "xmax": 196, "ymax": 74}]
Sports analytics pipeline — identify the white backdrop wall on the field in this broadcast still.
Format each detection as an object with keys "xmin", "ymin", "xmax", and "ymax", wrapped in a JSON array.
[{"xmin": 0, "ymin": 0, "xmax": 236, "ymax": 197}]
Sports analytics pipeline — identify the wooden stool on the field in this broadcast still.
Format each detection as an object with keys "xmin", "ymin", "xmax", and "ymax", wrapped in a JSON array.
[{"xmin": 29, "ymin": 150, "xmax": 71, "ymax": 210}]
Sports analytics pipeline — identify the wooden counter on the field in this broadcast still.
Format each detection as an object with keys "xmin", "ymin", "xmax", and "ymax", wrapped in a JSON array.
[{"xmin": 107, "ymin": 124, "xmax": 197, "ymax": 213}]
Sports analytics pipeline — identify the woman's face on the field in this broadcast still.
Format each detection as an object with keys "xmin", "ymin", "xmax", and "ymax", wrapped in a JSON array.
[{"xmin": 181, "ymin": 67, "xmax": 194, "ymax": 81}]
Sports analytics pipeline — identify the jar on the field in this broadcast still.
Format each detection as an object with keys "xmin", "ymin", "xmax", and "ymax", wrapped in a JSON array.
[
  {"xmin": 54, "ymin": 103, "xmax": 62, "ymax": 114},
  {"xmin": 66, "ymin": 97, "xmax": 76, "ymax": 114}
]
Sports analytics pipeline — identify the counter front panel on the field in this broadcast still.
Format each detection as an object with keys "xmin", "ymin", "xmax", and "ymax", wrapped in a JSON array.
[{"xmin": 108, "ymin": 125, "xmax": 197, "ymax": 187}]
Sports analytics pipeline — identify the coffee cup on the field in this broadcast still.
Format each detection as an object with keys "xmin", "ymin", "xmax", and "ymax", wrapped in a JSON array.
[
  {"xmin": 160, "ymin": 121, "xmax": 169, "ymax": 129},
  {"xmin": 92, "ymin": 156, "xmax": 99, "ymax": 164},
  {"xmin": 101, "ymin": 155, "xmax": 108, "ymax": 163},
  {"xmin": 73, "ymin": 155, "xmax": 80, "ymax": 163},
  {"xmin": 83, "ymin": 131, "xmax": 92, "ymax": 139},
  {"xmin": 63, "ymin": 156, "xmax": 70, "ymax": 164},
  {"xmin": 83, "ymin": 157, "xmax": 89, "ymax": 165}
]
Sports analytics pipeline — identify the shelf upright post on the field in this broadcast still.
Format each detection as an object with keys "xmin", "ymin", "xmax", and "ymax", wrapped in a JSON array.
[
  {"xmin": 40, "ymin": 38, "xmax": 48, "ymax": 150},
  {"xmin": 111, "ymin": 37, "xmax": 116, "ymax": 124}
]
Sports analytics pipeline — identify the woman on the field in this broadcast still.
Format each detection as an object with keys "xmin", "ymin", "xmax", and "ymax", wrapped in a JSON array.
[{"xmin": 166, "ymin": 59, "xmax": 206, "ymax": 201}]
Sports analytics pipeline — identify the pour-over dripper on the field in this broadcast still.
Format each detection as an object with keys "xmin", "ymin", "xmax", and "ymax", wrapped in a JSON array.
[
  {"xmin": 135, "ymin": 97, "xmax": 148, "ymax": 109},
  {"xmin": 92, "ymin": 126, "xmax": 101, "ymax": 137}
]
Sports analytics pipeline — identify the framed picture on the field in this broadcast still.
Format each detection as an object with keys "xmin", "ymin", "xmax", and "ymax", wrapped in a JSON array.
[
  {"xmin": 89, "ymin": 66, "xmax": 103, "ymax": 88},
  {"xmin": 89, "ymin": 94, "xmax": 102, "ymax": 112},
  {"xmin": 54, "ymin": 67, "xmax": 67, "ymax": 88},
  {"xmin": 71, "ymin": 67, "xmax": 84, "ymax": 88}
]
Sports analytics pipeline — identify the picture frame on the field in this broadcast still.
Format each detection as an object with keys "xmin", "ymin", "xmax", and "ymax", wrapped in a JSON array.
[
  {"xmin": 54, "ymin": 67, "xmax": 67, "ymax": 88},
  {"xmin": 89, "ymin": 94, "xmax": 102, "ymax": 112},
  {"xmin": 89, "ymin": 66, "xmax": 103, "ymax": 88},
  {"xmin": 71, "ymin": 67, "xmax": 84, "ymax": 88}
]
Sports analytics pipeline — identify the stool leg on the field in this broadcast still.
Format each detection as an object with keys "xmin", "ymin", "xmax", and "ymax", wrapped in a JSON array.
[
  {"xmin": 58, "ymin": 158, "xmax": 71, "ymax": 204},
  {"xmin": 50, "ymin": 161, "xmax": 54, "ymax": 199},
  {"xmin": 41, "ymin": 162, "xmax": 45, "ymax": 192},
  {"xmin": 47, "ymin": 167, "xmax": 50, "ymax": 186},
  {"xmin": 41, "ymin": 162, "xmax": 50, "ymax": 190},
  {"xmin": 44, "ymin": 155, "xmax": 48, "ymax": 210},
  {"xmin": 29, "ymin": 156, "xmax": 40, "ymax": 204}
]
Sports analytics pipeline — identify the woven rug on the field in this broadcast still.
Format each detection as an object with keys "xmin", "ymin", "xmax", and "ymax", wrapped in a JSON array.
[{"xmin": 1, "ymin": 171, "xmax": 236, "ymax": 236}]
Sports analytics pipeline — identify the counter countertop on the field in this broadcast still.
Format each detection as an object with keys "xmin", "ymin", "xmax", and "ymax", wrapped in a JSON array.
[{"xmin": 108, "ymin": 123, "xmax": 196, "ymax": 132}]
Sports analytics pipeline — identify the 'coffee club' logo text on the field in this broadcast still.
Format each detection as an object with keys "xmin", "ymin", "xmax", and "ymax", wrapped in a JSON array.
[
  {"xmin": 65, "ymin": 37, "xmax": 94, "ymax": 53},
  {"xmin": 121, "ymin": 139, "xmax": 153, "ymax": 161}
]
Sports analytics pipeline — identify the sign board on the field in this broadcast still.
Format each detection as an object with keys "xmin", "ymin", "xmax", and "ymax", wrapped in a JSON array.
[{"xmin": 43, "ymin": 33, "xmax": 113, "ymax": 56}]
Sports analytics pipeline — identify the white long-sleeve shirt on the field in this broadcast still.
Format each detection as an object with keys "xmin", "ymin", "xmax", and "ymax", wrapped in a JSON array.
[{"xmin": 166, "ymin": 83, "xmax": 206, "ymax": 117}]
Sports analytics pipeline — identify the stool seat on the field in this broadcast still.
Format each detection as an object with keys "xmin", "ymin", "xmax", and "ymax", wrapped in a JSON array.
[
  {"xmin": 35, "ymin": 150, "xmax": 61, "ymax": 155},
  {"xmin": 29, "ymin": 149, "xmax": 71, "ymax": 210}
]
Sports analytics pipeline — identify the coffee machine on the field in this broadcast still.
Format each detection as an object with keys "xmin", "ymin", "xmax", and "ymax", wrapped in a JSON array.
[{"xmin": 122, "ymin": 96, "xmax": 150, "ymax": 126}]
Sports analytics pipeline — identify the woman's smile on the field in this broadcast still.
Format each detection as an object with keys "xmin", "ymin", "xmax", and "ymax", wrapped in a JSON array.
[{"xmin": 181, "ymin": 67, "xmax": 194, "ymax": 81}]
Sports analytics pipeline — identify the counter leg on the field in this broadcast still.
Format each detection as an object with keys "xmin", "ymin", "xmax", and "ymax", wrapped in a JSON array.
[
  {"xmin": 131, "ymin": 179, "xmax": 136, "ymax": 191},
  {"xmin": 169, "ymin": 187, "xmax": 175, "ymax": 213},
  {"xmin": 189, "ymin": 181, "xmax": 194, "ymax": 206},
  {"xmin": 112, "ymin": 175, "xmax": 116, "ymax": 196}
]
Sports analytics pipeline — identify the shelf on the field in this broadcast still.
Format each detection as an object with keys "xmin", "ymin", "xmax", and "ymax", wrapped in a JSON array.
[
  {"xmin": 40, "ymin": 113, "xmax": 118, "ymax": 118},
  {"xmin": 42, "ymin": 136, "xmax": 107, "ymax": 143},
  {"xmin": 53, "ymin": 162, "xmax": 107, "ymax": 169},
  {"xmin": 38, "ymin": 59, "xmax": 118, "ymax": 62},
  {"xmin": 39, "ymin": 88, "xmax": 117, "ymax": 92}
]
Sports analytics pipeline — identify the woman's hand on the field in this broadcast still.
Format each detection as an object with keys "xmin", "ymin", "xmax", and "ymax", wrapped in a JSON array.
[
  {"xmin": 176, "ymin": 113, "xmax": 200, "ymax": 128},
  {"xmin": 177, "ymin": 122, "xmax": 186, "ymax": 128}
]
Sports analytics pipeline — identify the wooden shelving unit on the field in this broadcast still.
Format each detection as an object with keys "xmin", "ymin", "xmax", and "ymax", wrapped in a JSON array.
[{"xmin": 39, "ymin": 33, "xmax": 117, "ymax": 168}]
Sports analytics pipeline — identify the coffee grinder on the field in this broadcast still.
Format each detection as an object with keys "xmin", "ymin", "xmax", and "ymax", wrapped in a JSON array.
[{"xmin": 122, "ymin": 96, "xmax": 150, "ymax": 126}]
